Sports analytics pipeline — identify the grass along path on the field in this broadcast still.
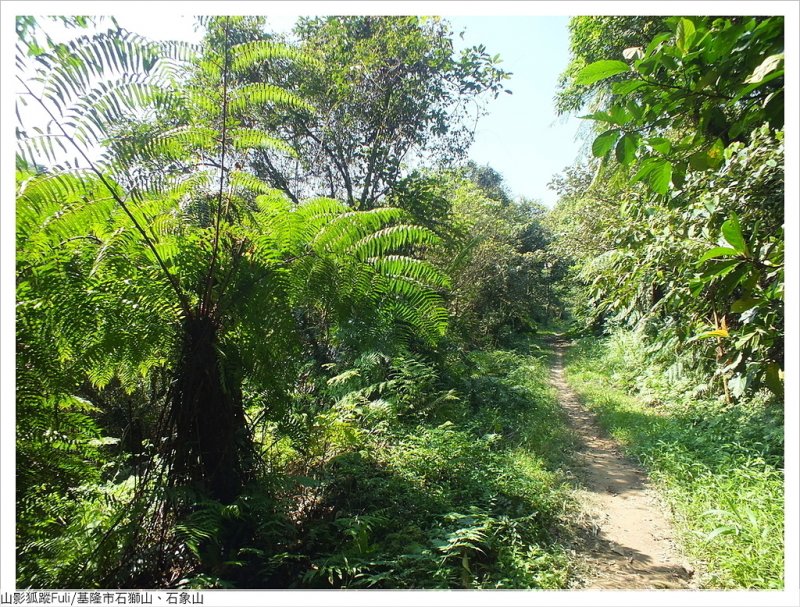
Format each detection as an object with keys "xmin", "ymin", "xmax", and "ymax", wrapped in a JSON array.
[
  {"xmin": 550, "ymin": 338, "xmax": 694, "ymax": 589},
  {"xmin": 561, "ymin": 335, "xmax": 783, "ymax": 589}
]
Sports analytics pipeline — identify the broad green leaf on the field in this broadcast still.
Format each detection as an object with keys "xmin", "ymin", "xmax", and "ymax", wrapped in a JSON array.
[
  {"xmin": 591, "ymin": 129, "xmax": 620, "ymax": 157},
  {"xmin": 632, "ymin": 157, "xmax": 661, "ymax": 182},
  {"xmin": 721, "ymin": 214, "xmax": 747, "ymax": 254},
  {"xmin": 625, "ymin": 99, "xmax": 644, "ymax": 121},
  {"xmin": 659, "ymin": 53, "xmax": 679, "ymax": 71},
  {"xmin": 609, "ymin": 104, "xmax": 631, "ymax": 125},
  {"xmin": 699, "ymin": 259, "xmax": 739, "ymax": 278},
  {"xmin": 650, "ymin": 160, "xmax": 672, "ymax": 194},
  {"xmin": 646, "ymin": 137, "xmax": 671, "ymax": 154},
  {"xmin": 612, "ymin": 79, "xmax": 645, "ymax": 95},
  {"xmin": 764, "ymin": 89, "xmax": 784, "ymax": 126},
  {"xmin": 689, "ymin": 139, "xmax": 725, "ymax": 171},
  {"xmin": 635, "ymin": 158, "xmax": 672, "ymax": 194},
  {"xmin": 646, "ymin": 31, "xmax": 674, "ymax": 53},
  {"xmin": 615, "ymin": 133, "xmax": 638, "ymax": 165},
  {"xmin": 731, "ymin": 297, "xmax": 759, "ymax": 313},
  {"xmin": 676, "ymin": 18, "xmax": 697, "ymax": 54},
  {"xmin": 706, "ymin": 138, "xmax": 725, "ymax": 169},
  {"xmin": 574, "ymin": 60, "xmax": 630, "ymax": 85},
  {"xmin": 579, "ymin": 110, "xmax": 614, "ymax": 122},
  {"xmin": 672, "ymin": 160, "xmax": 688, "ymax": 188},
  {"xmin": 764, "ymin": 363, "xmax": 783, "ymax": 397},
  {"xmin": 696, "ymin": 247, "xmax": 740, "ymax": 263},
  {"xmin": 689, "ymin": 148, "xmax": 711, "ymax": 171},
  {"xmin": 745, "ymin": 53, "xmax": 784, "ymax": 84}
]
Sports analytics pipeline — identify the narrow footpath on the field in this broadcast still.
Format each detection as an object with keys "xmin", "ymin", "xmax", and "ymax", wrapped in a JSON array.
[{"xmin": 550, "ymin": 339, "xmax": 696, "ymax": 589}]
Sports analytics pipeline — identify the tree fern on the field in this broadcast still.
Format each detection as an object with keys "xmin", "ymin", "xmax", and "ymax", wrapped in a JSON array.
[{"xmin": 17, "ymin": 15, "xmax": 453, "ymax": 586}]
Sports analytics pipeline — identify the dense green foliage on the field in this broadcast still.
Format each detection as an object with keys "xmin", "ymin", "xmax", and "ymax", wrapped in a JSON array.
[
  {"xmin": 551, "ymin": 15, "xmax": 784, "ymax": 403},
  {"xmin": 556, "ymin": 16, "xmax": 667, "ymax": 115},
  {"xmin": 14, "ymin": 15, "xmax": 570, "ymax": 589},
  {"xmin": 244, "ymin": 347, "xmax": 575, "ymax": 589}
]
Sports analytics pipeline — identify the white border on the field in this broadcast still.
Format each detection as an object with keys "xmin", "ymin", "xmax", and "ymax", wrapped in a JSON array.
[{"xmin": 2, "ymin": 2, "xmax": 798, "ymax": 606}]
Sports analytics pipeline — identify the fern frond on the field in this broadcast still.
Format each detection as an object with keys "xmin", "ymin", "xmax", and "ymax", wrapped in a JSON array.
[
  {"xmin": 311, "ymin": 208, "xmax": 406, "ymax": 253},
  {"xmin": 369, "ymin": 255, "xmax": 450, "ymax": 289},
  {"xmin": 230, "ymin": 40, "xmax": 322, "ymax": 72},
  {"xmin": 182, "ymin": 88, "xmax": 220, "ymax": 115},
  {"xmin": 229, "ymin": 83, "xmax": 314, "ymax": 114},
  {"xmin": 35, "ymin": 30, "xmax": 163, "ymax": 109},
  {"xmin": 294, "ymin": 197, "xmax": 348, "ymax": 220},
  {"xmin": 154, "ymin": 125, "xmax": 219, "ymax": 154},
  {"xmin": 229, "ymin": 172, "xmax": 282, "ymax": 196},
  {"xmin": 167, "ymin": 170, "xmax": 215, "ymax": 201},
  {"xmin": 245, "ymin": 192, "xmax": 297, "ymax": 252},
  {"xmin": 348, "ymin": 224, "xmax": 438, "ymax": 259},
  {"xmin": 253, "ymin": 191, "xmax": 294, "ymax": 215},
  {"xmin": 64, "ymin": 78, "xmax": 165, "ymax": 147},
  {"xmin": 90, "ymin": 226, "xmax": 140, "ymax": 276},
  {"xmin": 154, "ymin": 39, "xmax": 200, "ymax": 64},
  {"xmin": 229, "ymin": 128, "xmax": 298, "ymax": 157},
  {"xmin": 17, "ymin": 171, "xmax": 118, "ymax": 242},
  {"xmin": 273, "ymin": 197, "xmax": 346, "ymax": 250},
  {"xmin": 16, "ymin": 131, "xmax": 70, "ymax": 165},
  {"xmin": 383, "ymin": 297, "xmax": 448, "ymax": 342}
]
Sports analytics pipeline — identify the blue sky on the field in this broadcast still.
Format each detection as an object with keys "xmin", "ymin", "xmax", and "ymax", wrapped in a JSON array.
[{"xmin": 449, "ymin": 16, "xmax": 585, "ymax": 206}]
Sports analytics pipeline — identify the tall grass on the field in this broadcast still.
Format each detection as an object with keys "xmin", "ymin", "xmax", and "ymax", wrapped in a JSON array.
[{"xmin": 564, "ymin": 333, "xmax": 784, "ymax": 589}]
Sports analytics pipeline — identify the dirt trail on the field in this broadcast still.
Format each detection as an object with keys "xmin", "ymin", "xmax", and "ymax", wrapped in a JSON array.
[{"xmin": 550, "ymin": 340, "xmax": 695, "ymax": 589}]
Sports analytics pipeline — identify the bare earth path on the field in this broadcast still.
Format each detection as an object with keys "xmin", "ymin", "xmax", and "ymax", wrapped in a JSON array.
[{"xmin": 550, "ymin": 339, "xmax": 695, "ymax": 589}]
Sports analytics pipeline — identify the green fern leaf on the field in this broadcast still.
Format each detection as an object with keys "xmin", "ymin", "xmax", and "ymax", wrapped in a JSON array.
[
  {"xmin": 229, "ymin": 83, "xmax": 314, "ymax": 114},
  {"xmin": 229, "ymin": 128, "xmax": 298, "ymax": 157},
  {"xmin": 230, "ymin": 40, "xmax": 322, "ymax": 72}
]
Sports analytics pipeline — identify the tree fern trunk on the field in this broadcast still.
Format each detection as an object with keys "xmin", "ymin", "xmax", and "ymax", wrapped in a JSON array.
[{"xmin": 169, "ymin": 316, "xmax": 249, "ymax": 503}]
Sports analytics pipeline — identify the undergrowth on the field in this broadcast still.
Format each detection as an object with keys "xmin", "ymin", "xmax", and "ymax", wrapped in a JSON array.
[
  {"xmin": 563, "ymin": 332, "xmax": 784, "ymax": 589},
  {"xmin": 19, "ymin": 343, "xmax": 578, "ymax": 589},
  {"xmin": 273, "ymin": 346, "xmax": 577, "ymax": 589}
]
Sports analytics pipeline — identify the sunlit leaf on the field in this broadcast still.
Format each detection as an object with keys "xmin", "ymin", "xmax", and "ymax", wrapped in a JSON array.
[
  {"xmin": 745, "ymin": 53, "xmax": 784, "ymax": 84},
  {"xmin": 696, "ymin": 247, "xmax": 740, "ymax": 264},
  {"xmin": 721, "ymin": 214, "xmax": 747, "ymax": 254},
  {"xmin": 591, "ymin": 129, "xmax": 620, "ymax": 157},
  {"xmin": 675, "ymin": 18, "xmax": 696, "ymax": 54},
  {"xmin": 575, "ymin": 60, "xmax": 630, "ymax": 85}
]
